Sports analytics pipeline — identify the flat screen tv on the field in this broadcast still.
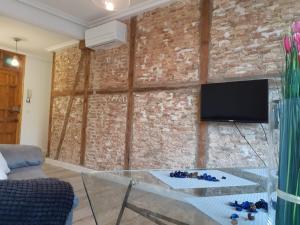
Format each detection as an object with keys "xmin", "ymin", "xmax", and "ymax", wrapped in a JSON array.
[{"xmin": 201, "ymin": 79, "xmax": 268, "ymax": 123}]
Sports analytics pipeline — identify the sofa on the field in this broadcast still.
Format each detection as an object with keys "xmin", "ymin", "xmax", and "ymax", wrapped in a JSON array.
[{"xmin": 0, "ymin": 144, "xmax": 78, "ymax": 225}]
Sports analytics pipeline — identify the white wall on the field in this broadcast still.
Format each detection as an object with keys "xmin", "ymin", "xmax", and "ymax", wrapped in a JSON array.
[{"xmin": 20, "ymin": 55, "xmax": 52, "ymax": 153}]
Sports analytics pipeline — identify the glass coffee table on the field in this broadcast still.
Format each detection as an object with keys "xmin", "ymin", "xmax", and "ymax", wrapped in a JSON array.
[{"xmin": 82, "ymin": 168, "xmax": 276, "ymax": 225}]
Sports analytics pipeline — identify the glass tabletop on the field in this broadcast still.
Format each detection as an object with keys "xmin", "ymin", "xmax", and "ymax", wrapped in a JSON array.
[{"xmin": 82, "ymin": 168, "xmax": 276, "ymax": 225}]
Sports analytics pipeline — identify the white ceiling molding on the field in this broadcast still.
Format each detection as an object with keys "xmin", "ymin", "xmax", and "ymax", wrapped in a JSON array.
[
  {"xmin": 17, "ymin": 0, "xmax": 88, "ymax": 27},
  {"xmin": 46, "ymin": 40, "xmax": 79, "ymax": 52},
  {"xmin": 0, "ymin": 0, "xmax": 85, "ymax": 39},
  {"xmin": 88, "ymin": 0, "xmax": 173, "ymax": 27}
]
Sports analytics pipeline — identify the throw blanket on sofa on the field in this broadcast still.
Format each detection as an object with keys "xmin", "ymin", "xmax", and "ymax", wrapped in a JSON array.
[{"xmin": 0, "ymin": 178, "xmax": 74, "ymax": 225}]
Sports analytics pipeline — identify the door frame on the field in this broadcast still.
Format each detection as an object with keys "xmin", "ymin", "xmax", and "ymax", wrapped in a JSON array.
[{"xmin": 0, "ymin": 49, "xmax": 26, "ymax": 144}]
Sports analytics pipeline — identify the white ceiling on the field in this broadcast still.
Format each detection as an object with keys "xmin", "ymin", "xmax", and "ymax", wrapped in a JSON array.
[
  {"xmin": 19, "ymin": 0, "xmax": 111, "ymax": 26},
  {"xmin": 34, "ymin": 0, "xmax": 113, "ymax": 24},
  {"xmin": 0, "ymin": 16, "xmax": 73, "ymax": 59},
  {"xmin": 16, "ymin": 0, "xmax": 171, "ymax": 27},
  {"xmin": 0, "ymin": 0, "xmax": 173, "ymax": 58}
]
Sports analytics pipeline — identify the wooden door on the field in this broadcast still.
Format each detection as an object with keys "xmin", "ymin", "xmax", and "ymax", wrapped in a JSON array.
[{"xmin": 0, "ymin": 50, "xmax": 25, "ymax": 144}]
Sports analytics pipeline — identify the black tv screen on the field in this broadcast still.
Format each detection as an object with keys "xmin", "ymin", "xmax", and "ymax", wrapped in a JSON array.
[{"xmin": 201, "ymin": 79, "xmax": 268, "ymax": 123}]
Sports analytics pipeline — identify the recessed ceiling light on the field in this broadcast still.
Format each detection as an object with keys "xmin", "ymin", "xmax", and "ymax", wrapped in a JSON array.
[
  {"xmin": 91, "ymin": 0, "xmax": 131, "ymax": 12},
  {"xmin": 105, "ymin": 0, "xmax": 115, "ymax": 11}
]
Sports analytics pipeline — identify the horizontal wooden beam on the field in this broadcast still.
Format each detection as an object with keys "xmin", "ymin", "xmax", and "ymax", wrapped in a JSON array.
[
  {"xmin": 52, "ymin": 89, "xmax": 128, "ymax": 97},
  {"xmin": 52, "ymin": 83, "xmax": 202, "ymax": 97},
  {"xmin": 133, "ymin": 83, "xmax": 201, "ymax": 92}
]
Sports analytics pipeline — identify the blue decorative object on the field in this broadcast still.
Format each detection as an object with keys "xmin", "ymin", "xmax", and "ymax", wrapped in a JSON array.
[
  {"xmin": 241, "ymin": 201, "xmax": 250, "ymax": 210},
  {"xmin": 230, "ymin": 214, "xmax": 239, "ymax": 219},
  {"xmin": 222, "ymin": 176, "xmax": 226, "ymax": 179},
  {"xmin": 170, "ymin": 171, "xmax": 190, "ymax": 178},
  {"xmin": 235, "ymin": 207, "xmax": 242, "ymax": 211},
  {"xmin": 255, "ymin": 199, "xmax": 268, "ymax": 211},
  {"xmin": 229, "ymin": 200, "xmax": 265, "ymax": 213},
  {"xmin": 169, "ymin": 171, "xmax": 220, "ymax": 182},
  {"xmin": 197, "ymin": 175, "xmax": 204, "ymax": 180}
]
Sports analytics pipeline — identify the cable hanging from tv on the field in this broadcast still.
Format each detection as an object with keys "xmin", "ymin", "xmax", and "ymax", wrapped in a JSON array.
[
  {"xmin": 234, "ymin": 122, "xmax": 267, "ymax": 167},
  {"xmin": 260, "ymin": 123, "xmax": 269, "ymax": 145}
]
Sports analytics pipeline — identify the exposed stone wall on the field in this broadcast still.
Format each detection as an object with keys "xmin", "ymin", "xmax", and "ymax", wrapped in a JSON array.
[
  {"xmin": 49, "ymin": 0, "xmax": 291, "ymax": 170},
  {"xmin": 130, "ymin": 0, "xmax": 201, "ymax": 169},
  {"xmin": 50, "ymin": 96, "xmax": 83, "ymax": 165},
  {"xmin": 85, "ymin": 94, "xmax": 127, "ymax": 170},
  {"xmin": 49, "ymin": 0, "xmax": 202, "ymax": 170},
  {"xmin": 135, "ymin": 0, "xmax": 201, "ymax": 86},
  {"xmin": 206, "ymin": 0, "xmax": 294, "ymax": 167},
  {"xmin": 53, "ymin": 46, "xmax": 84, "ymax": 91},
  {"xmin": 90, "ymin": 35, "xmax": 129, "ymax": 91},
  {"xmin": 131, "ymin": 88, "xmax": 199, "ymax": 169},
  {"xmin": 49, "ymin": 46, "xmax": 84, "ymax": 165},
  {"xmin": 209, "ymin": 0, "xmax": 300, "ymax": 81}
]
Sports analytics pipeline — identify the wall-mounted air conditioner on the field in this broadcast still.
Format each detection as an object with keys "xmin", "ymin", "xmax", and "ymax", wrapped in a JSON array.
[{"xmin": 85, "ymin": 20, "xmax": 127, "ymax": 50}]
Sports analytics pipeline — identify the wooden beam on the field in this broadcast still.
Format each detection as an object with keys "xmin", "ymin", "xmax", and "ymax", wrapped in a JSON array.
[
  {"xmin": 134, "ymin": 82, "xmax": 201, "ymax": 92},
  {"xmin": 197, "ymin": 0, "xmax": 213, "ymax": 167},
  {"xmin": 52, "ymin": 83, "xmax": 202, "ymax": 97},
  {"xmin": 124, "ymin": 17, "xmax": 137, "ymax": 170},
  {"xmin": 46, "ymin": 52, "xmax": 56, "ymax": 157},
  {"xmin": 199, "ymin": 0, "xmax": 213, "ymax": 84},
  {"xmin": 80, "ymin": 49, "xmax": 91, "ymax": 166},
  {"xmin": 16, "ymin": 55, "xmax": 26, "ymax": 144},
  {"xmin": 79, "ymin": 40, "xmax": 86, "ymax": 50},
  {"xmin": 52, "ymin": 90, "xmax": 85, "ymax": 97},
  {"xmin": 52, "ymin": 89, "xmax": 128, "ymax": 97},
  {"xmin": 55, "ymin": 52, "xmax": 85, "ymax": 160}
]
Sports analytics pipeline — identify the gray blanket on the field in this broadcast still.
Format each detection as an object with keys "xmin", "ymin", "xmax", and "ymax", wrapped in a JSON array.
[{"xmin": 0, "ymin": 178, "xmax": 74, "ymax": 225}]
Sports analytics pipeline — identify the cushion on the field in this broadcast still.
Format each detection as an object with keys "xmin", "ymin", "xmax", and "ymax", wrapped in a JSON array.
[
  {"xmin": 0, "ymin": 152, "xmax": 10, "ymax": 174},
  {"xmin": 0, "ymin": 145, "xmax": 44, "ymax": 170},
  {"xmin": 0, "ymin": 170, "xmax": 7, "ymax": 180}
]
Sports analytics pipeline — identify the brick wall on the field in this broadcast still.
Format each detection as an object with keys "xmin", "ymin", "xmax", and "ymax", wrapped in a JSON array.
[
  {"xmin": 85, "ymin": 94, "xmax": 127, "ymax": 170},
  {"xmin": 48, "ymin": 0, "xmax": 201, "ymax": 170},
  {"xmin": 48, "ymin": 0, "xmax": 295, "ymax": 170},
  {"xmin": 210, "ymin": 0, "xmax": 300, "ymax": 81},
  {"xmin": 206, "ymin": 0, "xmax": 299, "ymax": 167},
  {"xmin": 49, "ymin": 47, "xmax": 83, "ymax": 164},
  {"xmin": 131, "ymin": 89, "xmax": 199, "ymax": 169},
  {"xmin": 134, "ymin": 0, "xmax": 200, "ymax": 86}
]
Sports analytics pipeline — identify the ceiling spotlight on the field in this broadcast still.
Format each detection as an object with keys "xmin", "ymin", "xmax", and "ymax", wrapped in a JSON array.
[
  {"xmin": 105, "ymin": 0, "xmax": 114, "ymax": 11},
  {"xmin": 91, "ymin": 0, "xmax": 131, "ymax": 12}
]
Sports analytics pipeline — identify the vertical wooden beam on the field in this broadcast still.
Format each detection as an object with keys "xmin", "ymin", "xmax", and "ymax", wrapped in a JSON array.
[
  {"xmin": 55, "ymin": 52, "xmax": 85, "ymax": 160},
  {"xmin": 197, "ymin": 0, "xmax": 213, "ymax": 167},
  {"xmin": 46, "ymin": 52, "xmax": 56, "ymax": 157},
  {"xmin": 80, "ymin": 49, "xmax": 91, "ymax": 166},
  {"xmin": 16, "ymin": 55, "xmax": 26, "ymax": 144},
  {"xmin": 124, "ymin": 17, "xmax": 137, "ymax": 170}
]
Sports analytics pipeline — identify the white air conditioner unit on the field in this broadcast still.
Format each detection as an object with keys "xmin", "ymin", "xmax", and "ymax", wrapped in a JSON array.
[{"xmin": 85, "ymin": 20, "xmax": 127, "ymax": 50}]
